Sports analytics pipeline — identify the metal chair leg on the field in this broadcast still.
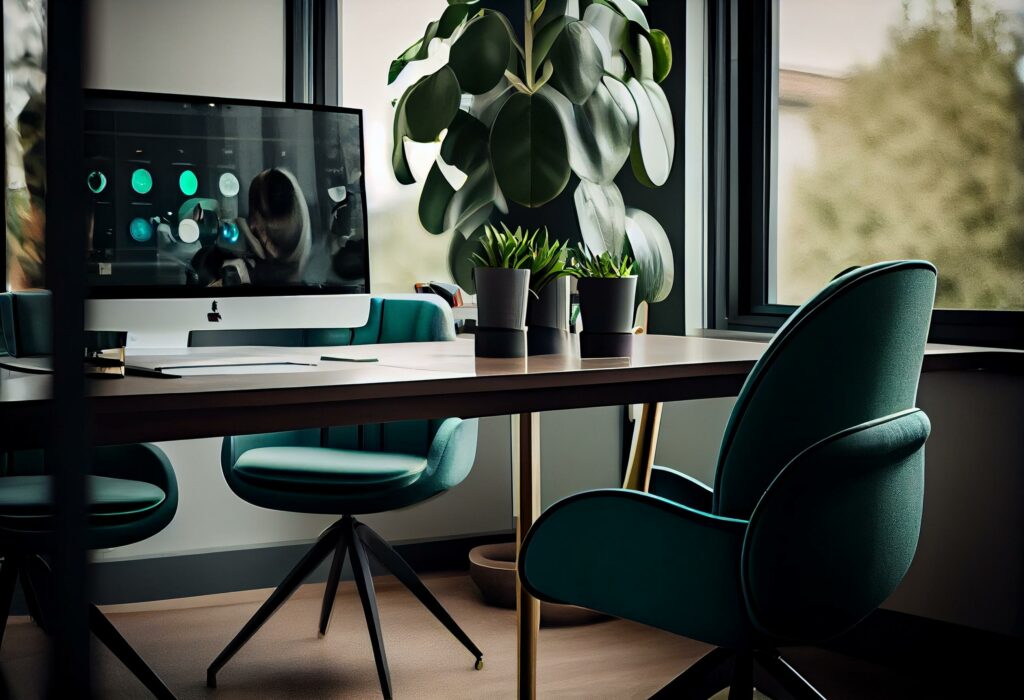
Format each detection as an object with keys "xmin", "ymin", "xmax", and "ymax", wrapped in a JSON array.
[
  {"xmin": 318, "ymin": 522, "xmax": 351, "ymax": 638},
  {"xmin": 350, "ymin": 527, "xmax": 393, "ymax": 699},
  {"xmin": 753, "ymin": 651, "xmax": 826, "ymax": 700},
  {"xmin": 650, "ymin": 647, "xmax": 734, "ymax": 699},
  {"xmin": 0, "ymin": 558, "xmax": 19, "ymax": 648},
  {"xmin": 89, "ymin": 604, "xmax": 176, "ymax": 700},
  {"xmin": 729, "ymin": 650, "xmax": 753, "ymax": 700},
  {"xmin": 207, "ymin": 521, "xmax": 342, "ymax": 688},
  {"xmin": 356, "ymin": 522, "xmax": 483, "ymax": 666},
  {"xmin": 19, "ymin": 567, "xmax": 47, "ymax": 633}
]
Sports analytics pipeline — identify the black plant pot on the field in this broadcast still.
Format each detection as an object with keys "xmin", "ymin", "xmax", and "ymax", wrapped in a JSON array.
[
  {"xmin": 577, "ymin": 276, "xmax": 638, "ymax": 358},
  {"xmin": 474, "ymin": 267, "xmax": 530, "ymax": 358},
  {"xmin": 526, "ymin": 277, "xmax": 571, "ymax": 356}
]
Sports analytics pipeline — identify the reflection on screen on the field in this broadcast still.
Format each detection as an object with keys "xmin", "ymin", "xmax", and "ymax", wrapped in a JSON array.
[{"xmin": 83, "ymin": 93, "xmax": 368, "ymax": 294}]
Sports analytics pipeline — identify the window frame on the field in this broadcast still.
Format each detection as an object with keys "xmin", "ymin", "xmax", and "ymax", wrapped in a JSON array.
[{"xmin": 707, "ymin": 0, "xmax": 1024, "ymax": 349}]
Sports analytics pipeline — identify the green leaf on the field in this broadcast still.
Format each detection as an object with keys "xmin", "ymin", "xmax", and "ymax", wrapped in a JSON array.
[
  {"xmin": 398, "ymin": 66, "xmax": 461, "ymax": 143},
  {"xmin": 419, "ymin": 162, "xmax": 457, "ymax": 234},
  {"xmin": 449, "ymin": 13, "xmax": 513, "ymax": 95},
  {"xmin": 625, "ymin": 207, "xmax": 674, "ymax": 303},
  {"xmin": 582, "ymin": 2, "xmax": 627, "ymax": 54},
  {"xmin": 388, "ymin": 4, "xmax": 475, "ymax": 85},
  {"xmin": 448, "ymin": 225, "xmax": 489, "ymax": 293},
  {"xmin": 602, "ymin": 75, "xmax": 638, "ymax": 128},
  {"xmin": 532, "ymin": 17, "xmax": 570, "ymax": 73},
  {"xmin": 548, "ymin": 21, "xmax": 605, "ymax": 104},
  {"xmin": 541, "ymin": 83, "xmax": 632, "ymax": 184},
  {"xmin": 595, "ymin": 0, "xmax": 649, "ymax": 31},
  {"xmin": 391, "ymin": 86, "xmax": 417, "ymax": 185},
  {"xmin": 574, "ymin": 180, "xmax": 626, "ymax": 256},
  {"xmin": 623, "ymin": 28, "xmax": 654, "ymax": 81},
  {"xmin": 625, "ymin": 77, "xmax": 674, "ymax": 187},
  {"xmin": 444, "ymin": 163, "xmax": 500, "ymax": 234},
  {"xmin": 649, "ymin": 28, "xmax": 672, "ymax": 82},
  {"xmin": 490, "ymin": 92, "xmax": 572, "ymax": 208},
  {"xmin": 440, "ymin": 110, "xmax": 490, "ymax": 173}
]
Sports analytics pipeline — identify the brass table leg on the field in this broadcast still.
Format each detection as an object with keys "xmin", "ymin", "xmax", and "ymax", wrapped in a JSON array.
[
  {"xmin": 516, "ymin": 412, "xmax": 541, "ymax": 699},
  {"xmin": 622, "ymin": 402, "xmax": 664, "ymax": 492}
]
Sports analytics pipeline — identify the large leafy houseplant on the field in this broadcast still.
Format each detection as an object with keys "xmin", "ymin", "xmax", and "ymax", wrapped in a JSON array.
[{"xmin": 390, "ymin": 0, "xmax": 675, "ymax": 305}]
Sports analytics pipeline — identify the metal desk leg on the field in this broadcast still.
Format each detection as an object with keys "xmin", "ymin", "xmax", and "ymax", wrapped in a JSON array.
[
  {"xmin": 622, "ymin": 402, "xmax": 664, "ymax": 491},
  {"xmin": 516, "ymin": 412, "xmax": 541, "ymax": 699}
]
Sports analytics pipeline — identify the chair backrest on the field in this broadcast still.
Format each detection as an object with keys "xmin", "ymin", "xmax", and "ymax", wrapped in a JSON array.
[
  {"xmin": 0, "ymin": 291, "xmax": 52, "ymax": 357},
  {"xmin": 741, "ymin": 408, "xmax": 930, "ymax": 643},
  {"xmin": 204, "ymin": 296, "xmax": 458, "ymax": 458},
  {"xmin": 713, "ymin": 261, "xmax": 937, "ymax": 519}
]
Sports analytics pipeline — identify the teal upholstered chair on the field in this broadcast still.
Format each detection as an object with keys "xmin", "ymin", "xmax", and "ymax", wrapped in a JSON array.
[
  {"xmin": 206, "ymin": 296, "xmax": 482, "ymax": 698},
  {"xmin": 0, "ymin": 292, "xmax": 179, "ymax": 699},
  {"xmin": 519, "ymin": 261, "xmax": 937, "ymax": 699}
]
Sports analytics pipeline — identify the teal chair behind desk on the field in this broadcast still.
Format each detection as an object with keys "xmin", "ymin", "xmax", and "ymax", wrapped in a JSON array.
[
  {"xmin": 206, "ymin": 296, "xmax": 482, "ymax": 698},
  {"xmin": 519, "ymin": 261, "xmax": 937, "ymax": 699},
  {"xmin": 2, "ymin": 290, "xmax": 179, "ymax": 699}
]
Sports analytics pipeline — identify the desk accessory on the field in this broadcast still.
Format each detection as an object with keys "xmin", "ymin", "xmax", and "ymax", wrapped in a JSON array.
[
  {"xmin": 320, "ymin": 355, "xmax": 379, "ymax": 363},
  {"xmin": 524, "ymin": 234, "xmax": 574, "ymax": 356},
  {"xmin": 470, "ymin": 225, "xmax": 532, "ymax": 358}
]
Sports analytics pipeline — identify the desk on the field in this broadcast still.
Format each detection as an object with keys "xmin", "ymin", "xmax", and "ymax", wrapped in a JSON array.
[{"xmin": 0, "ymin": 335, "xmax": 1018, "ymax": 698}]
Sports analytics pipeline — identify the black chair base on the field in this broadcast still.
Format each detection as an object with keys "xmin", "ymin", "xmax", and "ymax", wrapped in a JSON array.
[
  {"xmin": 651, "ymin": 647, "xmax": 826, "ymax": 700},
  {"xmin": 0, "ymin": 554, "xmax": 175, "ymax": 699},
  {"xmin": 206, "ymin": 515, "xmax": 483, "ymax": 699}
]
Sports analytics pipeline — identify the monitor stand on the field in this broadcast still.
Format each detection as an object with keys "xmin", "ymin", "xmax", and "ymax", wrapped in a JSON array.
[{"xmin": 86, "ymin": 295, "xmax": 371, "ymax": 351}]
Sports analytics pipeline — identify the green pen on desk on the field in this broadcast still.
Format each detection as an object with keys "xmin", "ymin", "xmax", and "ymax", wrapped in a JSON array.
[{"xmin": 320, "ymin": 355, "xmax": 379, "ymax": 363}]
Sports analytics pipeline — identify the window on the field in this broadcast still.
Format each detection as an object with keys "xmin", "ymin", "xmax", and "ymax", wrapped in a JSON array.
[{"xmin": 709, "ymin": 0, "xmax": 1024, "ymax": 346}]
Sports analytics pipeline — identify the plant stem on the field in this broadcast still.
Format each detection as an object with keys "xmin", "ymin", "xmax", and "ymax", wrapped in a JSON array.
[{"xmin": 525, "ymin": 0, "xmax": 534, "ymax": 90}]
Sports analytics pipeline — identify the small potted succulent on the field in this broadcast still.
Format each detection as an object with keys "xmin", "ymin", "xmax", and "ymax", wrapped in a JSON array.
[
  {"xmin": 571, "ymin": 244, "xmax": 638, "ymax": 358},
  {"xmin": 524, "ymin": 229, "xmax": 574, "ymax": 355},
  {"xmin": 470, "ymin": 224, "xmax": 532, "ymax": 357}
]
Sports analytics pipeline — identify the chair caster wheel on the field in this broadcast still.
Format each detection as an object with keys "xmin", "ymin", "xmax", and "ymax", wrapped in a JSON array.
[{"xmin": 475, "ymin": 658, "xmax": 484, "ymax": 671}]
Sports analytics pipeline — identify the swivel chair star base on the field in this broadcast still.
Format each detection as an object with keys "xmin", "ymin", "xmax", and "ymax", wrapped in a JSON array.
[
  {"xmin": 206, "ymin": 514, "xmax": 483, "ymax": 697},
  {"xmin": 651, "ymin": 647, "xmax": 824, "ymax": 700},
  {"xmin": 0, "ymin": 554, "xmax": 176, "ymax": 700}
]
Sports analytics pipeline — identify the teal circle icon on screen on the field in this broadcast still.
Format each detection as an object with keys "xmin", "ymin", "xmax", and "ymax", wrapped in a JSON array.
[
  {"xmin": 129, "ymin": 217, "xmax": 153, "ymax": 243},
  {"xmin": 131, "ymin": 168, "xmax": 153, "ymax": 195},
  {"xmin": 179, "ymin": 169, "xmax": 199, "ymax": 196},
  {"xmin": 219, "ymin": 172, "xmax": 240, "ymax": 198},
  {"xmin": 87, "ymin": 171, "xmax": 107, "ymax": 194}
]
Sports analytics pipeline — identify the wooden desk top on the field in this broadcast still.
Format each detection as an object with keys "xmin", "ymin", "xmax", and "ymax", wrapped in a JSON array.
[{"xmin": 1, "ymin": 335, "xmax": 1019, "ymax": 448}]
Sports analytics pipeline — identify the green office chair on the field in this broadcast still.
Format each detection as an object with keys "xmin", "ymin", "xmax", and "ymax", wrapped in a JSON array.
[
  {"xmin": 205, "ymin": 297, "xmax": 482, "ymax": 698},
  {"xmin": 1, "ymin": 291, "xmax": 179, "ymax": 699},
  {"xmin": 519, "ymin": 261, "xmax": 937, "ymax": 699}
]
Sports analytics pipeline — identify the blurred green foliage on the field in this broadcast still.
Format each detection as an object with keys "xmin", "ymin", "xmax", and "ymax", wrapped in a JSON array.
[{"xmin": 783, "ymin": 2, "xmax": 1024, "ymax": 310}]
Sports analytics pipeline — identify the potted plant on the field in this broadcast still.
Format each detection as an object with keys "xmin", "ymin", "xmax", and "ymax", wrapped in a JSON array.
[
  {"xmin": 470, "ymin": 224, "xmax": 533, "ymax": 357},
  {"xmin": 390, "ymin": 0, "xmax": 677, "ymax": 319},
  {"xmin": 524, "ymin": 228, "xmax": 574, "ymax": 355},
  {"xmin": 571, "ymin": 244, "xmax": 638, "ymax": 357}
]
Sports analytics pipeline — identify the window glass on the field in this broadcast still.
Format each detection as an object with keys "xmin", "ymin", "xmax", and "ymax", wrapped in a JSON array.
[{"xmin": 774, "ymin": 0, "xmax": 1024, "ymax": 310}]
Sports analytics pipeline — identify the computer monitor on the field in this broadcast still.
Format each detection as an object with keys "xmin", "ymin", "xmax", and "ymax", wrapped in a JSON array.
[{"xmin": 82, "ymin": 90, "xmax": 371, "ymax": 348}]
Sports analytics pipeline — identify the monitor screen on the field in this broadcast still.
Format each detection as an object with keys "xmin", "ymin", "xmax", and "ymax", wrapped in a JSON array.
[{"xmin": 83, "ymin": 90, "xmax": 369, "ymax": 297}]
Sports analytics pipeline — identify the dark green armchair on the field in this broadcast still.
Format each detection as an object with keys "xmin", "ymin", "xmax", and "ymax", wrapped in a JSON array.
[{"xmin": 519, "ymin": 261, "xmax": 938, "ymax": 698}]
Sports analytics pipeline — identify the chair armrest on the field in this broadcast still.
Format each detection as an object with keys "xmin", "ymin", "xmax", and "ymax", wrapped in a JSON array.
[
  {"xmin": 648, "ymin": 466, "xmax": 714, "ymax": 511},
  {"xmin": 423, "ymin": 417, "xmax": 479, "ymax": 491},
  {"xmin": 519, "ymin": 489, "xmax": 754, "ymax": 647}
]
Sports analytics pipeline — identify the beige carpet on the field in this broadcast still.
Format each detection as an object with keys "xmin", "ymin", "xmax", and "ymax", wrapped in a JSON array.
[{"xmin": 2, "ymin": 572, "xmax": 714, "ymax": 699}]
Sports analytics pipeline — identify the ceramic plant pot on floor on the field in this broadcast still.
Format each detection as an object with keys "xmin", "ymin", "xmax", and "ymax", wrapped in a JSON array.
[
  {"xmin": 474, "ymin": 267, "xmax": 530, "ymax": 358},
  {"xmin": 577, "ymin": 276, "xmax": 638, "ymax": 357},
  {"xmin": 525, "ymin": 277, "xmax": 570, "ymax": 356}
]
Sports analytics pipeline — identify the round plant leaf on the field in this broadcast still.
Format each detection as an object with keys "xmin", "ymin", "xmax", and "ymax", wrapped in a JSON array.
[
  {"xmin": 444, "ymin": 163, "xmax": 498, "ymax": 234},
  {"xmin": 649, "ymin": 28, "xmax": 672, "ymax": 82},
  {"xmin": 598, "ymin": 0, "xmax": 649, "ymax": 31},
  {"xmin": 582, "ymin": 3, "xmax": 627, "ymax": 55},
  {"xmin": 541, "ymin": 83, "xmax": 632, "ymax": 185},
  {"xmin": 625, "ymin": 207, "xmax": 674, "ymax": 303},
  {"xmin": 449, "ymin": 13, "xmax": 513, "ymax": 94},
  {"xmin": 602, "ymin": 75, "xmax": 638, "ymax": 128},
  {"xmin": 392, "ymin": 86, "xmax": 417, "ymax": 185},
  {"xmin": 490, "ymin": 92, "xmax": 571, "ymax": 208},
  {"xmin": 575, "ymin": 180, "xmax": 626, "ymax": 256},
  {"xmin": 548, "ymin": 21, "xmax": 604, "ymax": 105},
  {"xmin": 625, "ymin": 77, "xmax": 675, "ymax": 187},
  {"xmin": 440, "ymin": 110, "xmax": 490, "ymax": 174},
  {"xmin": 419, "ymin": 162, "xmax": 457, "ymax": 234},
  {"xmin": 448, "ymin": 225, "xmax": 490, "ymax": 293},
  {"xmin": 401, "ymin": 66, "xmax": 461, "ymax": 142},
  {"xmin": 388, "ymin": 4, "xmax": 475, "ymax": 85}
]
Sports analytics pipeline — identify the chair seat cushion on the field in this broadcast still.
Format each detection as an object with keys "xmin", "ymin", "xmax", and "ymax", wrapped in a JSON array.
[
  {"xmin": 233, "ymin": 447, "xmax": 428, "ymax": 492},
  {"xmin": 0, "ymin": 475, "xmax": 166, "ymax": 519}
]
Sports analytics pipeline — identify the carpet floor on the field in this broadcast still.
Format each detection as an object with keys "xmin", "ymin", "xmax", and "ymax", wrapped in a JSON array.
[{"xmin": 1, "ymin": 572, "xmax": 928, "ymax": 698}]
